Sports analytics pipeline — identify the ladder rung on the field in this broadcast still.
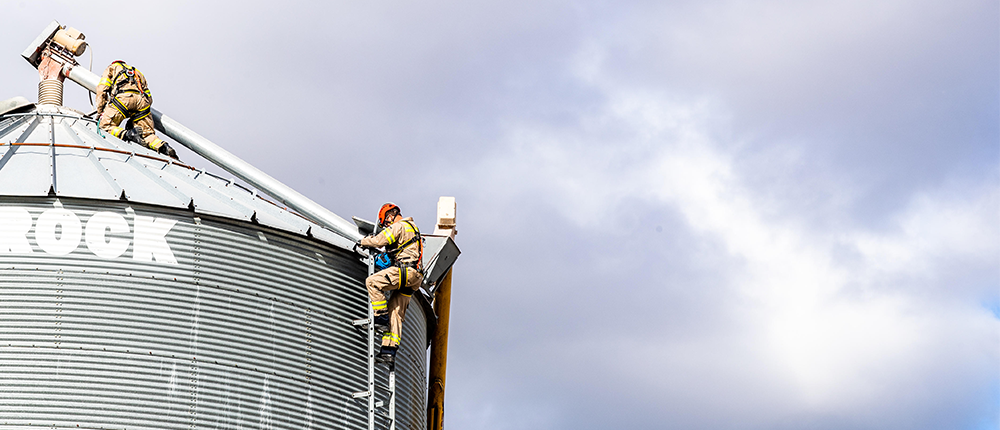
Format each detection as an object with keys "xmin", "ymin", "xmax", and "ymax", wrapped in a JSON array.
[{"xmin": 352, "ymin": 390, "xmax": 371, "ymax": 399}]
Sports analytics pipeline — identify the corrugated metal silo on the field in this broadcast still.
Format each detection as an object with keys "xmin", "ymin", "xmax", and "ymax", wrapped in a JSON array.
[{"xmin": 0, "ymin": 104, "xmax": 431, "ymax": 430}]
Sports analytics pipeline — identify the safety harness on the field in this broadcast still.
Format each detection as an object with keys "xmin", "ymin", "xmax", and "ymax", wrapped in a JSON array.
[
  {"xmin": 388, "ymin": 221, "xmax": 422, "ymax": 266},
  {"xmin": 109, "ymin": 97, "xmax": 151, "ymax": 122},
  {"xmin": 103, "ymin": 62, "xmax": 152, "ymax": 122},
  {"xmin": 109, "ymin": 61, "xmax": 147, "ymax": 95},
  {"xmin": 387, "ymin": 220, "xmax": 422, "ymax": 296}
]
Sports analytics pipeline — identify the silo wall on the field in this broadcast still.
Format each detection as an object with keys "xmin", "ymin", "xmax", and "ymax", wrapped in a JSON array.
[{"xmin": 0, "ymin": 196, "xmax": 428, "ymax": 430}]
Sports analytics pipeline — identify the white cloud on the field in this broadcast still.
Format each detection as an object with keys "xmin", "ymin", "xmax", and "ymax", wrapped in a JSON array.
[
  {"xmin": 851, "ymin": 186, "xmax": 1000, "ymax": 280},
  {"xmin": 466, "ymin": 83, "xmax": 998, "ymax": 425}
]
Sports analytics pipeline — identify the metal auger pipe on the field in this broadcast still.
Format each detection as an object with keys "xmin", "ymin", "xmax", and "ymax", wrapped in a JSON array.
[{"xmin": 64, "ymin": 64, "xmax": 363, "ymax": 243}]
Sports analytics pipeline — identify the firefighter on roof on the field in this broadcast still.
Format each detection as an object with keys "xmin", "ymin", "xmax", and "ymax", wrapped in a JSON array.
[
  {"xmin": 357, "ymin": 203, "xmax": 423, "ymax": 365},
  {"xmin": 96, "ymin": 60, "xmax": 177, "ymax": 159}
]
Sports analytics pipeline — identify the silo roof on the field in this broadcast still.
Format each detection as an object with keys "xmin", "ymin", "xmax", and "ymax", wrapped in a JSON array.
[{"xmin": 0, "ymin": 103, "xmax": 356, "ymax": 250}]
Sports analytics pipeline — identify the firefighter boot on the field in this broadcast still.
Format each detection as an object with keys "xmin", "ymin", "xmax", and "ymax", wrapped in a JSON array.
[
  {"xmin": 158, "ymin": 142, "xmax": 179, "ymax": 160},
  {"xmin": 373, "ymin": 313, "xmax": 390, "ymax": 332},
  {"xmin": 123, "ymin": 127, "xmax": 143, "ymax": 146},
  {"xmin": 376, "ymin": 345, "xmax": 397, "ymax": 365}
]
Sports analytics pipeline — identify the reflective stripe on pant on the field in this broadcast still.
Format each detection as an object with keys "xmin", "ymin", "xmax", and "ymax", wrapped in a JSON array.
[
  {"xmin": 382, "ymin": 331, "xmax": 401, "ymax": 347},
  {"xmin": 107, "ymin": 126, "xmax": 126, "ymax": 138},
  {"xmin": 366, "ymin": 265, "xmax": 423, "ymax": 347}
]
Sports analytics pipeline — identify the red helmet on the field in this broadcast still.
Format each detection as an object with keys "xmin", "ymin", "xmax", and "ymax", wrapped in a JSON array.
[{"xmin": 378, "ymin": 203, "xmax": 400, "ymax": 227}]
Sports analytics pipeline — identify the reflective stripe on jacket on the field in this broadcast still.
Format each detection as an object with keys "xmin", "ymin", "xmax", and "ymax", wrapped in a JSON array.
[{"xmin": 359, "ymin": 217, "xmax": 421, "ymax": 265}]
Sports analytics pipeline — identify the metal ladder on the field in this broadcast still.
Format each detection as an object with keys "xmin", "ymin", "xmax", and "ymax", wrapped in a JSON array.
[{"xmin": 352, "ymin": 252, "xmax": 397, "ymax": 430}]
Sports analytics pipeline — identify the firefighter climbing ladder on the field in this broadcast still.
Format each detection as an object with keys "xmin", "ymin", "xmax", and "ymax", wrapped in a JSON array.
[{"xmin": 352, "ymin": 251, "xmax": 397, "ymax": 430}]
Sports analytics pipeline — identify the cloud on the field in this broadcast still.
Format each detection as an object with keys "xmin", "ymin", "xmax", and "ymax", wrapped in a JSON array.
[
  {"xmin": 443, "ymin": 71, "xmax": 998, "ymax": 427},
  {"xmin": 0, "ymin": 2, "xmax": 995, "ymax": 429},
  {"xmin": 576, "ymin": 0, "xmax": 1000, "ymax": 221}
]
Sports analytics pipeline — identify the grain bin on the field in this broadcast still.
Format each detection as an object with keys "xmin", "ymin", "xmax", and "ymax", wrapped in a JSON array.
[{"xmin": 0, "ymin": 101, "xmax": 434, "ymax": 430}]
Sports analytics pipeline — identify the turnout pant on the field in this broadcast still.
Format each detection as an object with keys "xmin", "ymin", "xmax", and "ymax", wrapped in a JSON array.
[
  {"xmin": 366, "ymin": 266, "xmax": 423, "ymax": 348},
  {"xmin": 98, "ymin": 92, "xmax": 165, "ymax": 150}
]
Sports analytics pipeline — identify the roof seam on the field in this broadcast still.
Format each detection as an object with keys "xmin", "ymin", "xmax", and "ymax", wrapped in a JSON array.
[
  {"xmin": 0, "ymin": 116, "xmax": 40, "ymax": 172},
  {"xmin": 49, "ymin": 116, "xmax": 56, "ymax": 195},
  {"xmin": 61, "ymin": 121, "xmax": 123, "ymax": 198}
]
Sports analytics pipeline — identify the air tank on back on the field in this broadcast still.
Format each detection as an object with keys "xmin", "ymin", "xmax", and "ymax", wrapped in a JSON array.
[{"xmin": 0, "ymin": 99, "xmax": 433, "ymax": 428}]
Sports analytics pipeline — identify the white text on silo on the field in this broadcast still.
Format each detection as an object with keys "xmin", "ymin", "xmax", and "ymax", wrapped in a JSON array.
[{"xmin": 0, "ymin": 206, "xmax": 178, "ymax": 265}]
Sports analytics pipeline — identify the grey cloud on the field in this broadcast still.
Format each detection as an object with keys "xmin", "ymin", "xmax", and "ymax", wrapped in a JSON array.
[
  {"xmin": 0, "ymin": 2, "xmax": 995, "ymax": 429},
  {"xmin": 577, "ymin": 0, "xmax": 999, "ymax": 225}
]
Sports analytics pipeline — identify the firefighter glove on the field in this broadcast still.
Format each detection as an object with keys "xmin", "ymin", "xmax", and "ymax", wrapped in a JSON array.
[
  {"xmin": 158, "ymin": 142, "xmax": 179, "ymax": 160},
  {"xmin": 353, "ymin": 241, "xmax": 372, "ymax": 256}
]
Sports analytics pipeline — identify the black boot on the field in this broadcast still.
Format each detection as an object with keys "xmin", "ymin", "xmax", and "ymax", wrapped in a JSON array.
[
  {"xmin": 376, "ymin": 345, "xmax": 397, "ymax": 365},
  {"xmin": 123, "ymin": 127, "xmax": 143, "ymax": 146},
  {"xmin": 373, "ymin": 313, "xmax": 390, "ymax": 331},
  {"xmin": 157, "ymin": 142, "xmax": 179, "ymax": 160}
]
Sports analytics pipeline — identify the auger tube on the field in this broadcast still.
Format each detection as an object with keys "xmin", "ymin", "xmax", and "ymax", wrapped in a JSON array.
[{"xmin": 64, "ymin": 64, "xmax": 363, "ymax": 243}]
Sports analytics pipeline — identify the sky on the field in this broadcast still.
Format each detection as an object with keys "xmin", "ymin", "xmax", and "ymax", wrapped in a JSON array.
[{"xmin": 1, "ymin": 1, "xmax": 997, "ymax": 429}]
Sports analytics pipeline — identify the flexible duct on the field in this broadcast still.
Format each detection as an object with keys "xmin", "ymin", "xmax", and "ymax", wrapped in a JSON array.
[{"xmin": 38, "ymin": 79, "xmax": 63, "ymax": 105}]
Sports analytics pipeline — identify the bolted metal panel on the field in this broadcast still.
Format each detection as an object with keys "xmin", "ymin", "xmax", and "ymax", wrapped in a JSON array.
[
  {"xmin": 0, "ymin": 109, "xmax": 358, "ymax": 252},
  {"xmin": 58, "ymin": 61, "xmax": 361, "ymax": 243},
  {"xmin": 0, "ymin": 196, "xmax": 428, "ymax": 430}
]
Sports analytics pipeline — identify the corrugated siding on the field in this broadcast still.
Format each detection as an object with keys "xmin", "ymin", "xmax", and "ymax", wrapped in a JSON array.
[
  {"xmin": 390, "ymin": 302, "xmax": 428, "ymax": 430},
  {"xmin": 0, "ymin": 196, "xmax": 428, "ymax": 430}
]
